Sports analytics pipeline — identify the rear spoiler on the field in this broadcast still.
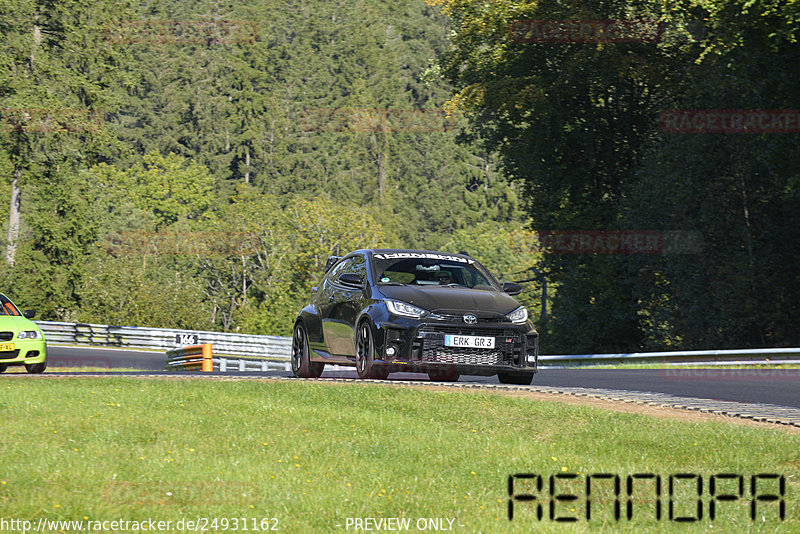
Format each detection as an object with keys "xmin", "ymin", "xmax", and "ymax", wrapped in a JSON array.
[{"xmin": 324, "ymin": 255, "xmax": 343, "ymax": 273}]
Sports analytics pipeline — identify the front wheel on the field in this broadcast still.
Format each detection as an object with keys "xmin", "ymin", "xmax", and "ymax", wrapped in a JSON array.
[
  {"xmin": 291, "ymin": 323, "xmax": 324, "ymax": 378},
  {"xmin": 0, "ymin": 363, "xmax": 7, "ymax": 373},
  {"xmin": 355, "ymin": 322, "xmax": 388, "ymax": 380},
  {"xmin": 498, "ymin": 371, "xmax": 534, "ymax": 385},
  {"xmin": 25, "ymin": 361, "xmax": 47, "ymax": 374}
]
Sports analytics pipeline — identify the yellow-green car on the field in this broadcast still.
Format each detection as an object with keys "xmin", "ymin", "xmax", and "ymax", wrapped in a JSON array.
[{"xmin": 0, "ymin": 293, "xmax": 46, "ymax": 374}]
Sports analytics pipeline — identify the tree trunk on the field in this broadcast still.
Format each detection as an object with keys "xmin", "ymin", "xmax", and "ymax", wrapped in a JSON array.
[
  {"xmin": 5, "ymin": 166, "xmax": 22, "ymax": 265},
  {"xmin": 6, "ymin": 14, "xmax": 42, "ymax": 265},
  {"xmin": 244, "ymin": 146, "xmax": 250, "ymax": 183}
]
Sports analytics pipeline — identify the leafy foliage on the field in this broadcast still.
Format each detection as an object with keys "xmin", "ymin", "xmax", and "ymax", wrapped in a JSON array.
[
  {"xmin": 0, "ymin": 0, "xmax": 529, "ymax": 335},
  {"xmin": 432, "ymin": 0, "xmax": 800, "ymax": 351}
]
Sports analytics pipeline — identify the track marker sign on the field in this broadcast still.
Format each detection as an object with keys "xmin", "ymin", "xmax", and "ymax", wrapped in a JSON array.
[{"xmin": 175, "ymin": 333, "xmax": 198, "ymax": 346}]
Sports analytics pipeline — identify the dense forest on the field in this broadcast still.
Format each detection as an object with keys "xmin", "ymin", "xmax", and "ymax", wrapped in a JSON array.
[
  {"xmin": 431, "ymin": 0, "xmax": 800, "ymax": 352},
  {"xmin": 0, "ymin": 0, "xmax": 538, "ymax": 338},
  {"xmin": 1, "ymin": 0, "xmax": 797, "ymax": 352}
]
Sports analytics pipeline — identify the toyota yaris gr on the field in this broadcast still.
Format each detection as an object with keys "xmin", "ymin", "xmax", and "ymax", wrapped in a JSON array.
[
  {"xmin": 0, "ymin": 293, "xmax": 46, "ymax": 374},
  {"xmin": 292, "ymin": 249, "xmax": 538, "ymax": 384}
]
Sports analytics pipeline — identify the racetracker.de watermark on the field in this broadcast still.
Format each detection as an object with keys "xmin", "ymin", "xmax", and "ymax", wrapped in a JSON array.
[
  {"xmin": 660, "ymin": 367, "xmax": 800, "ymax": 381},
  {"xmin": 0, "ymin": 108, "xmax": 103, "ymax": 133},
  {"xmin": 339, "ymin": 517, "xmax": 460, "ymax": 531},
  {"xmin": 0, "ymin": 516, "xmax": 279, "ymax": 533},
  {"xmin": 508, "ymin": 472, "xmax": 786, "ymax": 522},
  {"xmin": 103, "ymin": 231, "xmax": 259, "ymax": 257},
  {"xmin": 660, "ymin": 109, "xmax": 800, "ymax": 133},
  {"xmin": 300, "ymin": 108, "xmax": 457, "ymax": 133},
  {"xmin": 103, "ymin": 480, "xmax": 260, "ymax": 507},
  {"xmin": 48, "ymin": 355, "xmax": 112, "ymax": 371},
  {"xmin": 510, "ymin": 19, "xmax": 664, "ymax": 43},
  {"xmin": 536, "ymin": 231, "xmax": 703, "ymax": 255},
  {"xmin": 104, "ymin": 19, "xmax": 259, "ymax": 45}
]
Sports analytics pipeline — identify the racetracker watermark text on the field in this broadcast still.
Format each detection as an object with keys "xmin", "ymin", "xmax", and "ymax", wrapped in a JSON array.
[
  {"xmin": 340, "ymin": 517, "xmax": 459, "ymax": 531},
  {"xmin": 510, "ymin": 19, "xmax": 663, "ymax": 43},
  {"xmin": 508, "ymin": 473, "xmax": 786, "ymax": 522},
  {"xmin": 661, "ymin": 367, "xmax": 800, "ymax": 381},
  {"xmin": 104, "ymin": 19, "xmax": 259, "ymax": 45},
  {"xmin": 0, "ymin": 516, "xmax": 279, "ymax": 532},
  {"xmin": 1, "ymin": 108, "xmax": 102, "ymax": 133},
  {"xmin": 536, "ymin": 230, "xmax": 703, "ymax": 254},
  {"xmin": 103, "ymin": 231, "xmax": 259, "ymax": 256},
  {"xmin": 301, "ymin": 108, "xmax": 457, "ymax": 133},
  {"xmin": 660, "ymin": 109, "xmax": 800, "ymax": 133}
]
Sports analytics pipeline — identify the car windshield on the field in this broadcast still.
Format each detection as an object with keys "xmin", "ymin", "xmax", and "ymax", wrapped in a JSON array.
[
  {"xmin": 371, "ymin": 253, "xmax": 498, "ymax": 290},
  {"xmin": 0, "ymin": 295, "xmax": 20, "ymax": 316}
]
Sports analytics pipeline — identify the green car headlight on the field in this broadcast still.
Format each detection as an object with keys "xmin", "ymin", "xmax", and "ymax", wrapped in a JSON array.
[{"xmin": 18, "ymin": 330, "xmax": 42, "ymax": 340}]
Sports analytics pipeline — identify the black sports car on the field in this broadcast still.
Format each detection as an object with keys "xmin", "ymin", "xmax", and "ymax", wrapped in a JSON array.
[{"xmin": 292, "ymin": 249, "xmax": 539, "ymax": 384}]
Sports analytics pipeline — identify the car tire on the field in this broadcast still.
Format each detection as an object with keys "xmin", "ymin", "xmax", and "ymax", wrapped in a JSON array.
[
  {"xmin": 0, "ymin": 363, "xmax": 7, "ymax": 373},
  {"xmin": 291, "ymin": 323, "xmax": 324, "ymax": 378},
  {"xmin": 355, "ymin": 322, "xmax": 389, "ymax": 380},
  {"xmin": 25, "ymin": 361, "xmax": 47, "ymax": 374},
  {"xmin": 498, "ymin": 371, "xmax": 534, "ymax": 385},
  {"xmin": 427, "ymin": 369, "xmax": 460, "ymax": 382}
]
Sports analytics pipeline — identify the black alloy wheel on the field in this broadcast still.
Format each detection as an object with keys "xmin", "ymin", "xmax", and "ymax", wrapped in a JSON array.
[
  {"xmin": 355, "ymin": 322, "xmax": 389, "ymax": 380},
  {"xmin": 291, "ymin": 323, "xmax": 324, "ymax": 378}
]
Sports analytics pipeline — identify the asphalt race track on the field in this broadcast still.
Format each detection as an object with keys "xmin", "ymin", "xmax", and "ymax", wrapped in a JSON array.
[{"xmin": 43, "ymin": 345, "xmax": 800, "ymax": 409}]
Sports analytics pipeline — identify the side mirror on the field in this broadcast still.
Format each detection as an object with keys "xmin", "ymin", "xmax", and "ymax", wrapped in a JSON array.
[
  {"xmin": 502, "ymin": 282, "xmax": 523, "ymax": 296},
  {"xmin": 338, "ymin": 273, "xmax": 363, "ymax": 287},
  {"xmin": 324, "ymin": 255, "xmax": 343, "ymax": 273},
  {"xmin": 23, "ymin": 309, "xmax": 36, "ymax": 319}
]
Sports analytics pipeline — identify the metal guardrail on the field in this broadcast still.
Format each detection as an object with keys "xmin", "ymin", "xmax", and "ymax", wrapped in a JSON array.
[
  {"xmin": 37, "ymin": 321, "xmax": 292, "ymax": 359},
  {"xmin": 166, "ymin": 344, "xmax": 213, "ymax": 372},
  {"xmin": 539, "ymin": 347, "xmax": 800, "ymax": 368},
  {"xmin": 37, "ymin": 321, "xmax": 800, "ymax": 369},
  {"xmin": 217, "ymin": 357, "xmax": 291, "ymax": 372},
  {"xmin": 165, "ymin": 343, "xmax": 291, "ymax": 372}
]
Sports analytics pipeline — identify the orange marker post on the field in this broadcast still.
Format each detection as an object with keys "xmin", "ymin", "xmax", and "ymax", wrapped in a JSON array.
[{"xmin": 201, "ymin": 343, "xmax": 213, "ymax": 372}]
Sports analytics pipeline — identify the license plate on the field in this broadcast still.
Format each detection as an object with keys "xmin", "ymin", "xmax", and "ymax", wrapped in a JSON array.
[
  {"xmin": 0, "ymin": 342, "xmax": 15, "ymax": 352},
  {"xmin": 444, "ymin": 335, "xmax": 495, "ymax": 349}
]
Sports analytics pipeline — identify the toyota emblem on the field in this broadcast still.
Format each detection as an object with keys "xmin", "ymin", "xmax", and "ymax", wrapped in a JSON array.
[{"xmin": 463, "ymin": 314, "xmax": 477, "ymax": 324}]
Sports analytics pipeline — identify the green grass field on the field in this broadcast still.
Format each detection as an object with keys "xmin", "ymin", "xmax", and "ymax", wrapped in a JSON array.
[
  {"xmin": 1, "ymin": 377, "xmax": 797, "ymax": 533},
  {"xmin": 2, "ymin": 367, "xmax": 144, "ymax": 373}
]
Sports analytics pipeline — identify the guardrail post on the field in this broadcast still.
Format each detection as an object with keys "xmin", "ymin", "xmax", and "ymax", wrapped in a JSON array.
[{"xmin": 202, "ymin": 343, "xmax": 213, "ymax": 372}]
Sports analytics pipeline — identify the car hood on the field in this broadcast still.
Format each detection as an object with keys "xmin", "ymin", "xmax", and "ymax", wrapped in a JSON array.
[
  {"xmin": 377, "ymin": 285, "xmax": 521, "ymax": 315},
  {"xmin": 0, "ymin": 315, "xmax": 40, "ymax": 330}
]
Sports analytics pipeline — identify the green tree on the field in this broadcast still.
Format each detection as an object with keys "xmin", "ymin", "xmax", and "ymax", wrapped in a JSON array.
[{"xmin": 430, "ymin": 0, "xmax": 800, "ymax": 351}]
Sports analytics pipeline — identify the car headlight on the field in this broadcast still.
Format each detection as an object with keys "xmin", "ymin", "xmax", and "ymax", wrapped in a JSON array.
[
  {"xmin": 18, "ymin": 330, "xmax": 42, "ymax": 339},
  {"xmin": 506, "ymin": 306, "xmax": 528, "ymax": 324},
  {"xmin": 386, "ymin": 300, "xmax": 427, "ymax": 319}
]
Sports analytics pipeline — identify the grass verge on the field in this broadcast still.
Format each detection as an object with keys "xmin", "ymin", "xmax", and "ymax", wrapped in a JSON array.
[
  {"xmin": 1, "ymin": 377, "xmax": 798, "ymax": 533},
  {"xmin": 2, "ymin": 367, "xmax": 144, "ymax": 373}
]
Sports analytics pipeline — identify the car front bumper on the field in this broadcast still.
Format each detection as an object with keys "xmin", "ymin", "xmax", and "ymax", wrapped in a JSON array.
[
  {"xmin": 0, "ymin": 339, "xmax": 47, "ymax": 366},
  {"xmin": 372, "ymin": 317, "xmax": 538, "ymax": 376}
]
